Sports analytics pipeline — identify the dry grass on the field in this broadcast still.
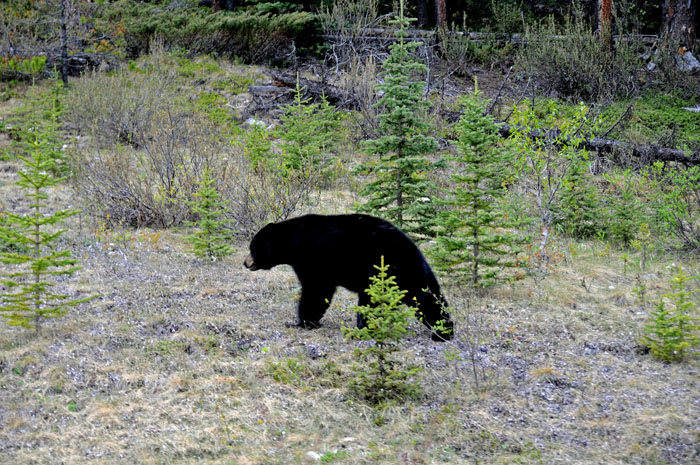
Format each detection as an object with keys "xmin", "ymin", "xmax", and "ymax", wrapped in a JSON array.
[{"xmin": 1, "ymin": 175, "xmax": 698, "ymax": 465}]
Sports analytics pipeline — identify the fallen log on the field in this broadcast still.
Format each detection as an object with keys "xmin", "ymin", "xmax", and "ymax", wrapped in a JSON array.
[
  {"xmin": 270, "ymin": 71, "xmax": 359, "ymax": 110},
  {"xmin": 495, "ymin": 123, "xmax": 700, "ymax": 166}
]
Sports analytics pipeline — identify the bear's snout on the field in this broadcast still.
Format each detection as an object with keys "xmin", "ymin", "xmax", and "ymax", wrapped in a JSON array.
[{"xmin": 243, "ymin": 254, "xmax": 257, "ymax": 270}]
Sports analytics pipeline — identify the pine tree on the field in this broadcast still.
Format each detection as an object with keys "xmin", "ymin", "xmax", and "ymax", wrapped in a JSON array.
[
  {"xmin": 278, "ymin": 76, "xmax": 341, "ymax": 176},
  {"xmin": 0, "ymin": 126, "xmax": 87, "ymax": 330},
  {"xmin": 186, "ymin": 168, "xmax": 234, "ymax": 260},
  {"xmin": 554, "ymin": 157, "xmax": 600, "ymax": 239},
  {"xmin": 641, "ymin": 265, "xmax": 700, "ymax": 362},
  {"xmin": 343, "ymin": 256, "xmax": 421, "ymax": 404},
  {"xmin": 607, "ymin": 170, "xmax": 642, "ymax": 248},
  {"xmin": 430, "ymin": 81, "xmax": 525, "ymax": 287},
  {"xmin": 355, "ymin": 0, "xmax": 439, "ymax": 242}
]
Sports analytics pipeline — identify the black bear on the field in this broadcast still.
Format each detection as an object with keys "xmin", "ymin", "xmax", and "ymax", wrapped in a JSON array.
[{"xmin": 244, "ymin": 214, "xmax": 454, "ymax": 341}]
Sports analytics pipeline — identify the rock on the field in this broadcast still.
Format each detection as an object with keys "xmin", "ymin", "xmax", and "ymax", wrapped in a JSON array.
[
  {"xmin": 676, "ymin": 50, "xmax": 700, "ymax": 72},
  {"xmin": 245, "ymin": 118, "xmax": 269, "ymax": 129},
  {"xmin": 305, "ymin": 451, "xmax": 322, "ymax": 461}
]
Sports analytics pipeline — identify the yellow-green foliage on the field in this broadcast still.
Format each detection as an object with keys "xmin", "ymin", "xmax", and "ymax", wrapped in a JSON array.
[
  {"xmin": 343, "ymin": 257, "xmax": 421, "ymax": 405},
  {"xmin": 641, "ymin": 266, "xmax": 700, "ymax": 362}
]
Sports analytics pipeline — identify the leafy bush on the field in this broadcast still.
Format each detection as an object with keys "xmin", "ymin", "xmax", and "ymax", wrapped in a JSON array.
[
  {"xmin": 68, "ymin": 56, "xmax": 323, "ymax": 235},
  {"xmin": 509, "ymin": 99, "xmax": 593, "ymax": 255},
  {"xmin": 65, "ymin": 65, "xmax": 177, "ymax": 148}
]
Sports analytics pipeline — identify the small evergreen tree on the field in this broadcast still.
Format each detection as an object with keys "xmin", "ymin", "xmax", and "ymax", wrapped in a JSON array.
[
  {"xmin": 430, "ymin": 82, "xmax": 525, "ymax": 287},
  {"xmin": 278, "ymin": 76, "xmax": 342, "ymax": 176},
  {"xmin": 641, "ymin": 266, "xmax": 699, "ymax": 362},
  {"xmin": 0, "ymin": 127, "xmax": 87, "ymax": 330},
  {"xmin": 554, "ymin": 156, "xmax": 600, "ymax": 239},
  {"xmin": 343, "ymin": 256, "xmax": 421, "ymax": 404},
  {"xmin": 355, "ymin": 0, "xmax": 439, "ymax": 242},
  {"xmin": 606, "ymin": 170, "xmax": 642, "ymax": 248},
  {"xmin": 186, "ymin": 168, "xmax": 234, "ymax": 260}
]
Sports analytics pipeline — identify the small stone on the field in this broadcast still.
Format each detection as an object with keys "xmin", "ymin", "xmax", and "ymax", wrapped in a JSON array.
[{"xmin": 305, "ymin": 451, "xmax": 322, "ymax": 461}]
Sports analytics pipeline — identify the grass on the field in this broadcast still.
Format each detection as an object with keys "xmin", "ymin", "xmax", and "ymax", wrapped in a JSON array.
[
  {"xmin": 597, "ymin": 92, "xmax": 700, "ymax": 149},
  {"xmin": 1, "ymin": 63, "xmax": 699, "ymax": 464},
  {"xmin": 0, "ymin": 181, "xmax": 698, "ymax": 464}
]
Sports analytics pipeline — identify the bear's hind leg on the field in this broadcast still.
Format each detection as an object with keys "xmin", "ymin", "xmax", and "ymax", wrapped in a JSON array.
[
  {"xmin": 355, "ymin": 292, "xmax": 371, "ymax": 329},
  {"xmin": 298, "ymin": 285, "xmax": 336, "ymax": 329}
]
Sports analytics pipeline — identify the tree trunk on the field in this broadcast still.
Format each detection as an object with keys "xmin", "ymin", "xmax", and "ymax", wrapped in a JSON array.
[
  {"xmin": 60, "ymin": 0, "xmax": 69, "ymax": 85},
  {"xmin": 435, "ymin": 0, "xmax": 446, "ymax": 30},
  {"xmin": 662, "ymin": 0, "xmax": 697, "ymax": 51},
  {"xmin": 417, "ymin": 0, "xmax": 430, "ymax": 28},
  {"xmin": 598, "ymin": 0, "xmax": 614, "ymax": 51}
]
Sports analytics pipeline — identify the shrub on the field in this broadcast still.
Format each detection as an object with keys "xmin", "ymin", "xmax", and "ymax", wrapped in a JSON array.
[
  {"xmin": 70, "ymin": 107, "xmax": 222, "ymax": 228},
  {"xmin": 509, "ymin": 99, "xmax": 593, "ymax": 256},
  {"xmin": 342, "ymin": 257, "xmax": 421, "ymax": 405},
  {"xmin": 104, "ymin": 3, "xmax": 318, "ymax": 64},
  {"xmin": 72, "ymin": 106, "xmax": 321, "ymax": 237},
  {"xmin": 517, "ymin": 10, "xmax": 641, "ymax": 102},
  {"xmin": 644, "ymin": 162, "xmax": 700, "ymax": 252},
  {"xmin": 64, "ymin": 65, "xmax": 177, "ymax": 148}
]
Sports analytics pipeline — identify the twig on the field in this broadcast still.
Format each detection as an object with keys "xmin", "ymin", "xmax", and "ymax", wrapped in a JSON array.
[
  {"xmin": 485, "ymin": 65, "xmax": 513, "ymax": 116},
  {"xmin": 601, "ymin": 101, "xmax": 634, "ymax": 138}
]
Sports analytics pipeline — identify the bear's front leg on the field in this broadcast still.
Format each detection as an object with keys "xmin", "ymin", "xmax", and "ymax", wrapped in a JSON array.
[{"xmin": 297, "ymin": 285, "xmax": 336, "ymax": 329}]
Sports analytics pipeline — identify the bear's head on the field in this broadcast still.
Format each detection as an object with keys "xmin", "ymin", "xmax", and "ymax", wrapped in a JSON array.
[{"xmin": 244, "ymin": 223, "xmax": 278, "ymax": 271}]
